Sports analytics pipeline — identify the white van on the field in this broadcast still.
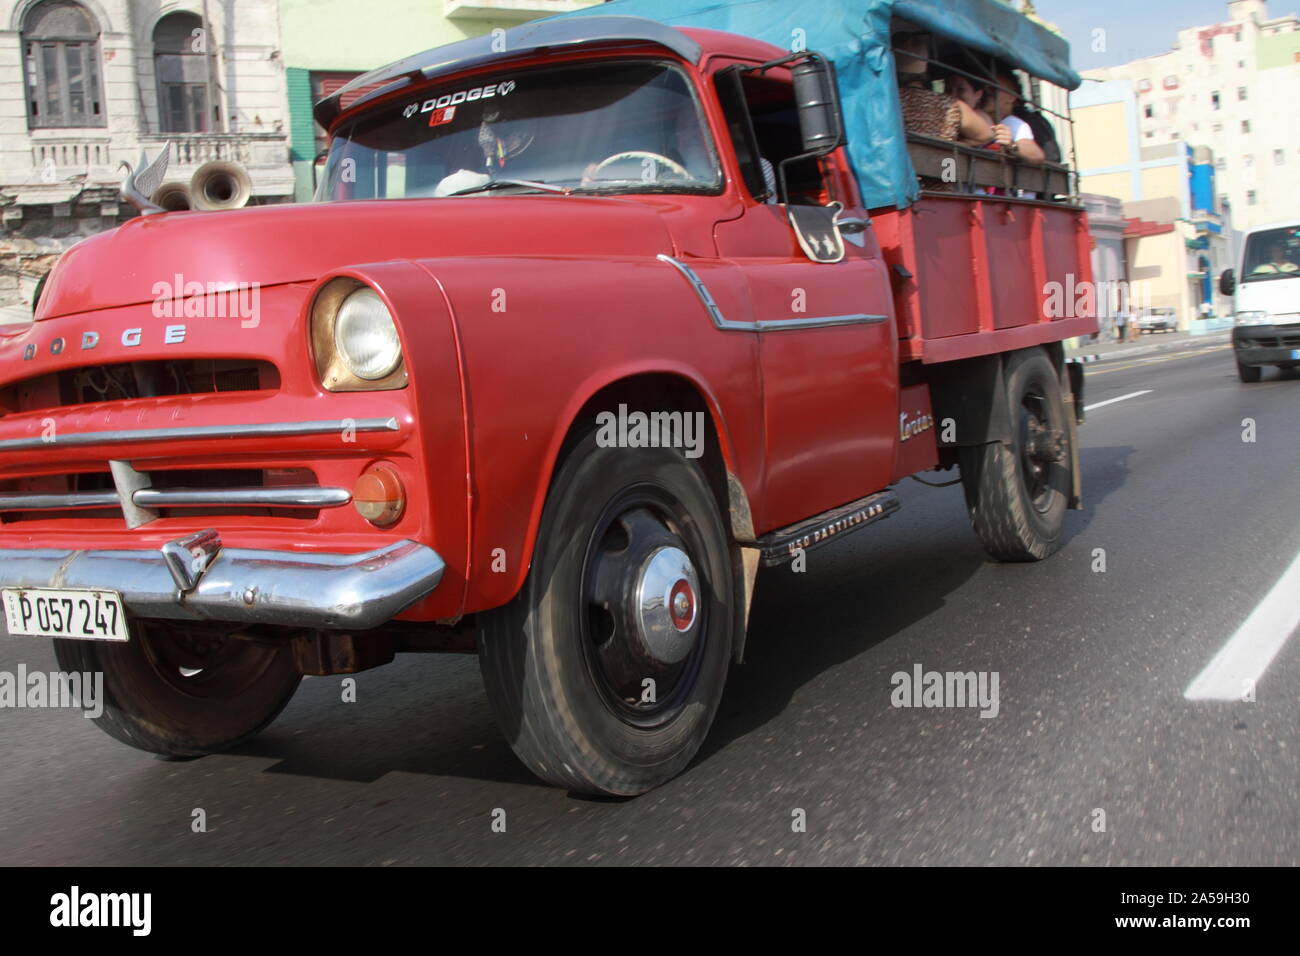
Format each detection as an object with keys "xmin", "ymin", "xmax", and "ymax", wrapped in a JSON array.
[{"xmin": 1221, "ymin": 221, "xmax": 1300, "ymax": 382}]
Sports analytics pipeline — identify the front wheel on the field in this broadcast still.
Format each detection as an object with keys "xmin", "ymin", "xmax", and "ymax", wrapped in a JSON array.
[
  {"xmin": 53, "ymin": 620, "xmax": 301, "ymax": 756},
  {"xmin": 478, "ymin": 430, "xmax": 735, "ymax": 796},
  {"xmin": 1237, "ymin": 362, "xmax": 1262, "ymax": 383},
  {"xmin": 960, "ymin": 348, "xmax": 1073, "ymax": 561}
]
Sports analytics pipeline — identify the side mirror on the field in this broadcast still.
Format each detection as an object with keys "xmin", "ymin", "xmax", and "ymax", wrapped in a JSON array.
[
  {"xmin": 1219, "ymin": 268, "xmax": 1235, "ymax": 296},
  {"xmin": 791, "ymin": 55, "xmax": 844, "ymax": 155}
]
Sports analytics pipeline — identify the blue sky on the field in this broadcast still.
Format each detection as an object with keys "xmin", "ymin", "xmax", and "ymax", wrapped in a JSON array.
[{"xmin": 1036, "ymin": 0, "xmax": 1271, "ymax": 70}]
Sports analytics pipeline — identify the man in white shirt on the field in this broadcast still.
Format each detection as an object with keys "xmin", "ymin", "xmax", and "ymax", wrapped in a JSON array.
[
  {"xmin": 988, "ymin": 68, "xmax": 1045, "ymax": 199},
  {"xmin": 990, "ymin": 69, "xmax": 1045, "ymax": 166}
]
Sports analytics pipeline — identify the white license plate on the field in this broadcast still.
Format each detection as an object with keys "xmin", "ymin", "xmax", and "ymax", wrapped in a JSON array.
[
  {"xmin": 1291, "ymin": 349, "xmax": 1300, "ymax": 360},
  {"xmin": 2, "ymin": 588, "xmax": 128, "ymax": 641}
]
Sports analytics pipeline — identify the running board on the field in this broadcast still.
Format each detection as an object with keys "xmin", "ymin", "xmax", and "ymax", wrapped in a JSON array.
[{"xmin": 756, "ymin": 490, "xmax": 900, "ymax": 566}]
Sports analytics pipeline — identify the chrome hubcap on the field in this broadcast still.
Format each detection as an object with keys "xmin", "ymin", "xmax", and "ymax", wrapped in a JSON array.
[
  {"xmin": 635, "ymin": 546, "xmax": 699, "ymax": 665},
  {"xmin": 583, "ymin": 500, "xmax": 709, "ymax": 724}
]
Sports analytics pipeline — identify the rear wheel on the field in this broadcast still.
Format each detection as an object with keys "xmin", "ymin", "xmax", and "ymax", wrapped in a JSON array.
[
  {"xmin": 1237, "ymin": 362, "xmax": 1262, "ymax": 383},
  {"xmin": 960, "ymin": 348, "xmax": 1073, "ymax": 561},
  {"xmin": 53, "ymin": 621, "xmax": 301, "ymax": 756},
  {"xmin": 478, "ymin": 429, "xmax": 734, "ymax": 796}
]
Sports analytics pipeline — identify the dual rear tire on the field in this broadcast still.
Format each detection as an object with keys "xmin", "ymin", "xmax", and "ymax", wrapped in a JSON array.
[{"xmin": 959, "ymin": 348, "xmax": 1074, "ymax": 561}]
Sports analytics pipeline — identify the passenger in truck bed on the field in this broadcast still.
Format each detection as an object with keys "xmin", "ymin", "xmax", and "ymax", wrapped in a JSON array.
[
  {"xmin": 894, "ymin": 32, "xmax": 994, "ymax": 191},
  {"xmin": 944, "ymin": 73, "xmax": 998, "ymax": 137},
  {"xmin": 895, "ymin": 33, "xmax": 994, "ymax": 147},
  {"xmin": 989, "ymin": 67, "xmax": 1046, "ymax": 168}
]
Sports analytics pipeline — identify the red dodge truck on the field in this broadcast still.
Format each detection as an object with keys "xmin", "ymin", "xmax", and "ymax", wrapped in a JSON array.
[{"xmin": 1, "ymin": 11, "xmax": 1096, "ymax": 794}]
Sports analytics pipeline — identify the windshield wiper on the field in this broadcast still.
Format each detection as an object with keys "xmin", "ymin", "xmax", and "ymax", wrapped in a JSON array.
[
  {"xmin": 443, "ymin": 178, "xmax": 567, "ymax": 198},
  {"xmin": 569, "ymin": 181, "xmax": 714, "ymax": 196}
]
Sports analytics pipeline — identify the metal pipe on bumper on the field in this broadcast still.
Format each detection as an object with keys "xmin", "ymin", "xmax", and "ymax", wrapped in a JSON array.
[{"xmin": 0, "ymin": 537, "xmax": 445, "ymax": 630}]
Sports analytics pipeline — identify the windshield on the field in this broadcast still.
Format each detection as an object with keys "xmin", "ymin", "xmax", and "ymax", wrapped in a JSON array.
[
  {"xmin": 316, "ymin": 59, "xmax": 721, "ymax": 201},
  {"xmin": 1242, "ymin": 226, "xmax": 1300, "ymax": 283}
]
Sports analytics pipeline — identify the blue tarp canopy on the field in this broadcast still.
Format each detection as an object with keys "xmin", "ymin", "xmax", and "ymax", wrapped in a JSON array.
[{"xmin": 553, "ymin": 0, "xmax": 1080, "ymax": 210}]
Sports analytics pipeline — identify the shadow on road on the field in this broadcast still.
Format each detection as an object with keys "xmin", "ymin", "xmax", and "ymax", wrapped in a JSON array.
[
  {"xmin": 229, "ymin": 658, "xmax": 549, "ymax": 788},
  {"xmin": 1057, "ymin": 443, "xmax": 1136, "ymax": 547},
  {"xmin": 699, "ymin": 443, "xmax": 1134, "ymax": 765}
]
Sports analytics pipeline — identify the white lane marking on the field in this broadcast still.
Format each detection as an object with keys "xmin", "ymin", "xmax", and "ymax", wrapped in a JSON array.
[
  {"xmin": 1084, "ymin": 390, "xmax": 1152, "ymax": 412},
  {"xmin": 1185, "ymin": 546, "xmax": 1300, "ymax": 701}
]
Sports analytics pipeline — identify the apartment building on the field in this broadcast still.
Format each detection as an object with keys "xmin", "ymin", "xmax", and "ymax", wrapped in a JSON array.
[
  {"xmin": 1072, "ymin": 77, "xmax": 1236, "ymax": 330},
  {"xmin": 0, "ymin": 0, "xmax": 294, "ymax": 315},
  {"xmin": 1081, "ymin": 0, "xmax": 1300, "ymax": 231}
]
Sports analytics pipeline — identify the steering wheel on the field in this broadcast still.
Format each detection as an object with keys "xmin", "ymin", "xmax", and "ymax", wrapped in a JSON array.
[{"xmin": 588, "ymin": 150, "xmax": 691, "ymax": 182}]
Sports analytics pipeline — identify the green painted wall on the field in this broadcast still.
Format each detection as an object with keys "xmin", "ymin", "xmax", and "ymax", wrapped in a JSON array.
[
  {"xmin": 286, "ymin": 68, "xmax": 317, "ymax": 202},
  {"xmin": 281, "ymin": 1, "xmax": 524, "ymax": 71},
  {"xmin": 1256, "ymin": 30, "xmax": 1300, "ymax": 70}
]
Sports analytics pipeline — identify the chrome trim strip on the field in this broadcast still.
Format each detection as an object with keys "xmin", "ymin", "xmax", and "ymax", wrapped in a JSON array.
[
  {"xmin": 0, "ymin": 485, "xmax": 351, "ymax": 512},
  {"xmin": 657, "ymin": 254, "xmax": 744, "ymax": 330},
  {"xmin": 757, "ymin": 314, "xmax": 888, "ymax": 330},
  {"xmin": 0, "ymin": 492, "xmax": 119, "ymax": 510},
  {"xmin": 0, "ymin": 417, "xmax": 400, "ymax": 453},
  {"xmin": 133, "ymin": 486, "xmax": 352, "ymax": 508},
  {"xmin": 657, "ymin": 255, "xmax": 888, "ymax": 332},
  {"xmin": 0, "ymin": 539, "xmax": 445, "ymax": 629}
]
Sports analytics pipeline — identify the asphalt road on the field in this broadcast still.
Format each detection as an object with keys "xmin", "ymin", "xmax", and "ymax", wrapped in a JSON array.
[{"xmin": 2, "ymin": 340, "xmax": 1297, "ymax": 866}]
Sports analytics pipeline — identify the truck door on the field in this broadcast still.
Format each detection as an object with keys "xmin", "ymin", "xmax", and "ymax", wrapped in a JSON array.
[{"xmin": 711, "ymin": 63, "xmax": 898, "ymax": 530}]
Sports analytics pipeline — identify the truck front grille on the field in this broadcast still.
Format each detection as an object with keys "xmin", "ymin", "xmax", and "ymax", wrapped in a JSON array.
[
  {"xmin": 0, "ymin": 467, "xmax": 347, "ymax": 523},
  {"xmin": 0, "ymin": 359, "xmax": 280, "ymax": 416},
  {"xmin": 1245, "ymin": 333, "xmax": 1300, "ymax": 348}
]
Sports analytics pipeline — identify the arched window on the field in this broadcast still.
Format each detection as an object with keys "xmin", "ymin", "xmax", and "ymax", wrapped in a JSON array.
[
  {"xmin": 22, "ymin": 0, "xmax": 104, "ymax": 128},
  {"xmin": 153, "ymin": 11, "xmax": 210, "ymax": 133}
]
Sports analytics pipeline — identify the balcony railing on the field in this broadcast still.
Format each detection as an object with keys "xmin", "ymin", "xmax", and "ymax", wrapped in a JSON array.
[
  {"xmin": 137, "ymin": 132, "xmax": 288, "ymax": 169},
  {"xmin": 30, "ymin": 138, "xmax": 113, "ymax": 173}
]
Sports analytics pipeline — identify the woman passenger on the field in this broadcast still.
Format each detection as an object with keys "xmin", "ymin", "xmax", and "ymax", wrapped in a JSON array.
[
  {"xmin": 895, "ymin": 33, "xmax": 994, "ymax": 149},
  {"xmin": 894, "ymin": 33, "xmax": 995, "ymax": 191}
]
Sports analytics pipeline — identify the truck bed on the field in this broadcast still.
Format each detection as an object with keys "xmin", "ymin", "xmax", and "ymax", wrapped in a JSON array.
[{"xmin": 874, "ymin": 194, "xmax": 1100, "ymax": 364}]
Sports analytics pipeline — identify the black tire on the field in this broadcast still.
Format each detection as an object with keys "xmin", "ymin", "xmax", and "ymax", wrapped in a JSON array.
[
  {"xmin": 478, "ymin": 429, "xmax": 734, "ymax": 796},
  {"xmin": 960, "ymin": 348, "xmax": 1073, "ymax": 561},
  {"xmin": 1237, "ymin": 362, "xmax": 1262, "ymax": 383},
  {"xmin": 53, "ymin": 620, "xmax": 301, "ymax": 757}
]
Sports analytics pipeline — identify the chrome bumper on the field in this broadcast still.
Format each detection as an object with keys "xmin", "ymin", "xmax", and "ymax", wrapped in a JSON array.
[{"xmin": 0, "ymin": 533, "xmax": 445, "ymax": 630}]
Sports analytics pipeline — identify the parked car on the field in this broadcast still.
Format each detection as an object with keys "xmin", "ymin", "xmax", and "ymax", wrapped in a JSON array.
[{"xmin": 1136, "ymin": 308, "xmax": 1177, "ymax": 333}]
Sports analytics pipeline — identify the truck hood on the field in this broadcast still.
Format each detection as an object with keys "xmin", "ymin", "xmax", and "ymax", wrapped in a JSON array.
[
  {"xmin": 37, "ymin": 197, "xmax": 676, "ymax": 320},
  {"xmin": 1236, "ymin": 274, "xmax": 1300, "ymax": 324}
]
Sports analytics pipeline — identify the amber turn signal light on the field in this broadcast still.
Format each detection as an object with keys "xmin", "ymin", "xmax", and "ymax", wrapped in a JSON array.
[{"xmin": 352, "ymin": 462, "xmax": 405, "ymax": 527}]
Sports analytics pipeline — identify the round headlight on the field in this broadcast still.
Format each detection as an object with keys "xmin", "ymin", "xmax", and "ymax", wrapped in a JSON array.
[{"xmin": 335, "ymin": 288, "xmax": 401, "ymax": 380}]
